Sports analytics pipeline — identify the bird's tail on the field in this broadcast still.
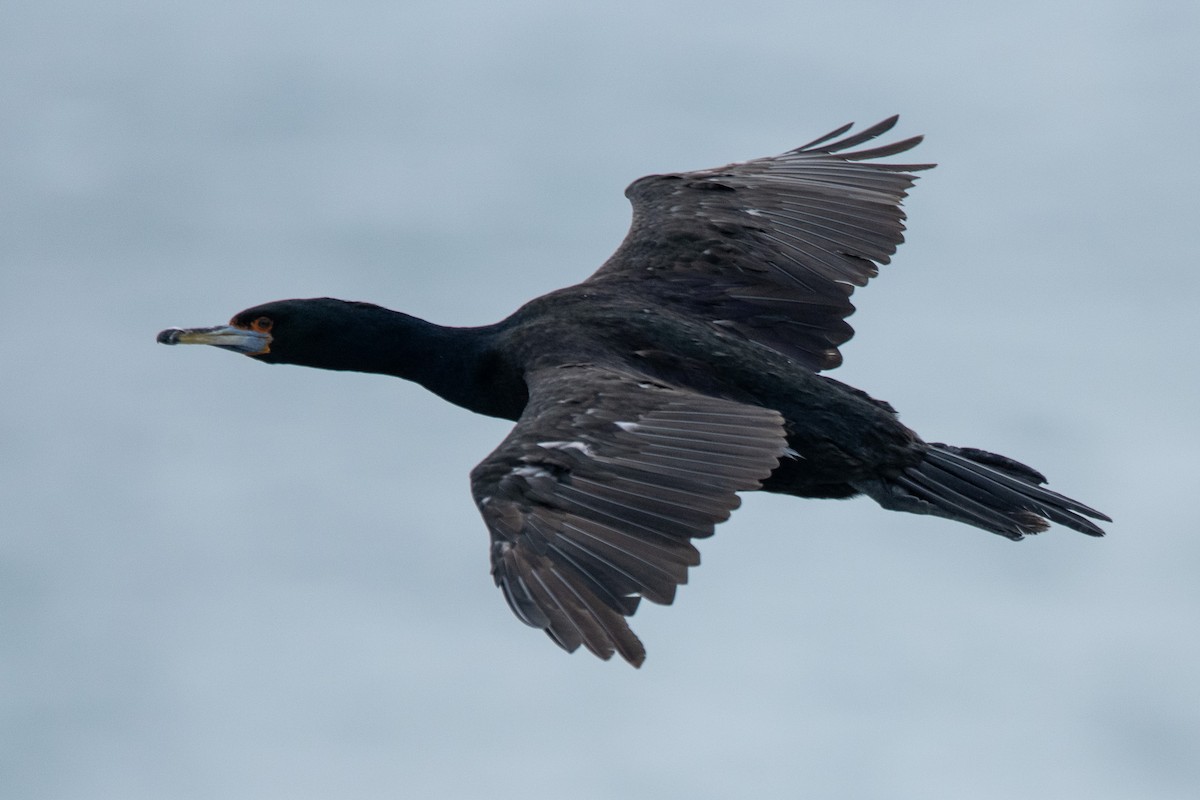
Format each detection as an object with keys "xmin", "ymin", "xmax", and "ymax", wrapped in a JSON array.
[{"xmin": 856, "ymin": 443, "xmax": 1109, "ymax": 540}]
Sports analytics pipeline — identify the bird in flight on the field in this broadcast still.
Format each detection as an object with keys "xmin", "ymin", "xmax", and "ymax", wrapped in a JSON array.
[{"xmin": 159, "ymin": 117, "xmax": 1108, "ymax": 666}]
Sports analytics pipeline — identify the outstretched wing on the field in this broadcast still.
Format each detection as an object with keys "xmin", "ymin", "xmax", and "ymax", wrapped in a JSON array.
[
  {"xmin": 586, "ymin": 116, "xmax": 934, "ymax": 371},
  {"xmin": 470, "ymin": 365, "xmax": 789, "ymax": 666}
]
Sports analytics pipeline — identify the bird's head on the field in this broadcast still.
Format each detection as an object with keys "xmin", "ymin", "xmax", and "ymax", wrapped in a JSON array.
[{"xmin": 156, "ymin": 298, "xmax": 379, "ymax": 368}]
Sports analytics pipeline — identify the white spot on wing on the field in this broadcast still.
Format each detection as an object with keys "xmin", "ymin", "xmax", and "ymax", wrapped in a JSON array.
[
  {"xmin": 510, "ymin": 465, "xmax": 553, "ymax": 480},
  {"xmin": 614, "ymin": 421, "xmax": 641, "ymax": 432},
  {"xmin": 537, "ymin": 440, "xmax": 595, "ymax": 457}
]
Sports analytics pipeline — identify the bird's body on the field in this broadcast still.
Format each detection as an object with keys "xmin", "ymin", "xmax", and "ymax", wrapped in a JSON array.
[
  {"xmin": 474, "ymin": 287, "xmax": 923, "ymax": 493},
  {"xmin": 159, "ymin": 118, "xmax": 1109, "ymax": 665}
]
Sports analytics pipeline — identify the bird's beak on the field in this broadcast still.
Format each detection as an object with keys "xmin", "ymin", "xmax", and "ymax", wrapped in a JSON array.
[{"xmin": 156, "ymin": 325, "xmax": 272, "ymax": 355}]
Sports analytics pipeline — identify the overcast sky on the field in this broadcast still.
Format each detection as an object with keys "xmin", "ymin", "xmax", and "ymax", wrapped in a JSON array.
[{"xmin": 4, "ymin": 2, "xmax": 1199, "ymax": 798}]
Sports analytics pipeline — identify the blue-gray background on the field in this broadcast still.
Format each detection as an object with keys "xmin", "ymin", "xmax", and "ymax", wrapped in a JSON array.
[{"xmin": 4, "ymin": 2, "xmax": 1197, "ymax": 798}]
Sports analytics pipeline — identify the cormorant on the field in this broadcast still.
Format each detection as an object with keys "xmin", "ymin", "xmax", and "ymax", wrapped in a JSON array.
[{"xmin": 158, "ymin": 117, "xmax": 1108, "ymax": 666}]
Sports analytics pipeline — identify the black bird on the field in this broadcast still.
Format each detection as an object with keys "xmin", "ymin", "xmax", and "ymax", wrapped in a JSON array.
[{"xmin": 158, "ymin": 117, "xmax": 1108, "ymax": 666}]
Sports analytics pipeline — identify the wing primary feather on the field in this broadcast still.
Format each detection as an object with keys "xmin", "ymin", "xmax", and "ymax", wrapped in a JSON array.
[
  {"xmin": 543, "ymin": 538, "xmax": 644, "ymax": 614},
  {"xmin": 554, "ymin": 484, "xmax": 708, "ymax": 543},
  {"xmin": 526, "ymin": 567, "xmax": 611, "ymax": 658},
  {"xmin": 800, "ymin": 115, "xmax": 899, "ymax": 153},
  {"xmin": 792, "ymin": 120, "xmax": 859, "ymax": 151},
  {"xmin": 544, "ymin": 569, "xmax": 646, "ymax": 666}
]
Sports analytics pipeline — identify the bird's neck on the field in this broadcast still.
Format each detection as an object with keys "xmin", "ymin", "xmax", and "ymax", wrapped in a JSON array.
[{"xmin": 309, "ymin": 306, "xmax": 527, "ymax": 420}]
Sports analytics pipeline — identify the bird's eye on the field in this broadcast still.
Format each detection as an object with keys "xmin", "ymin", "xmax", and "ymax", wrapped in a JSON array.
[{"xmin": 252, "ymin": 316, "xmax": 274, "ymax": 333}]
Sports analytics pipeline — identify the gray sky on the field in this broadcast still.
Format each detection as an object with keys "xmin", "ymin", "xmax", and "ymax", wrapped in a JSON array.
[{"xmin": 4, "ymin": 1, "xmax": 1198, "ymax": 798}]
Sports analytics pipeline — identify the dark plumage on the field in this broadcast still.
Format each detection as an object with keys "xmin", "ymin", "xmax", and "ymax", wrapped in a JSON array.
[{"xmin": 158, "ymin": 117, "xmax": 1109, "ymax": 666}]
